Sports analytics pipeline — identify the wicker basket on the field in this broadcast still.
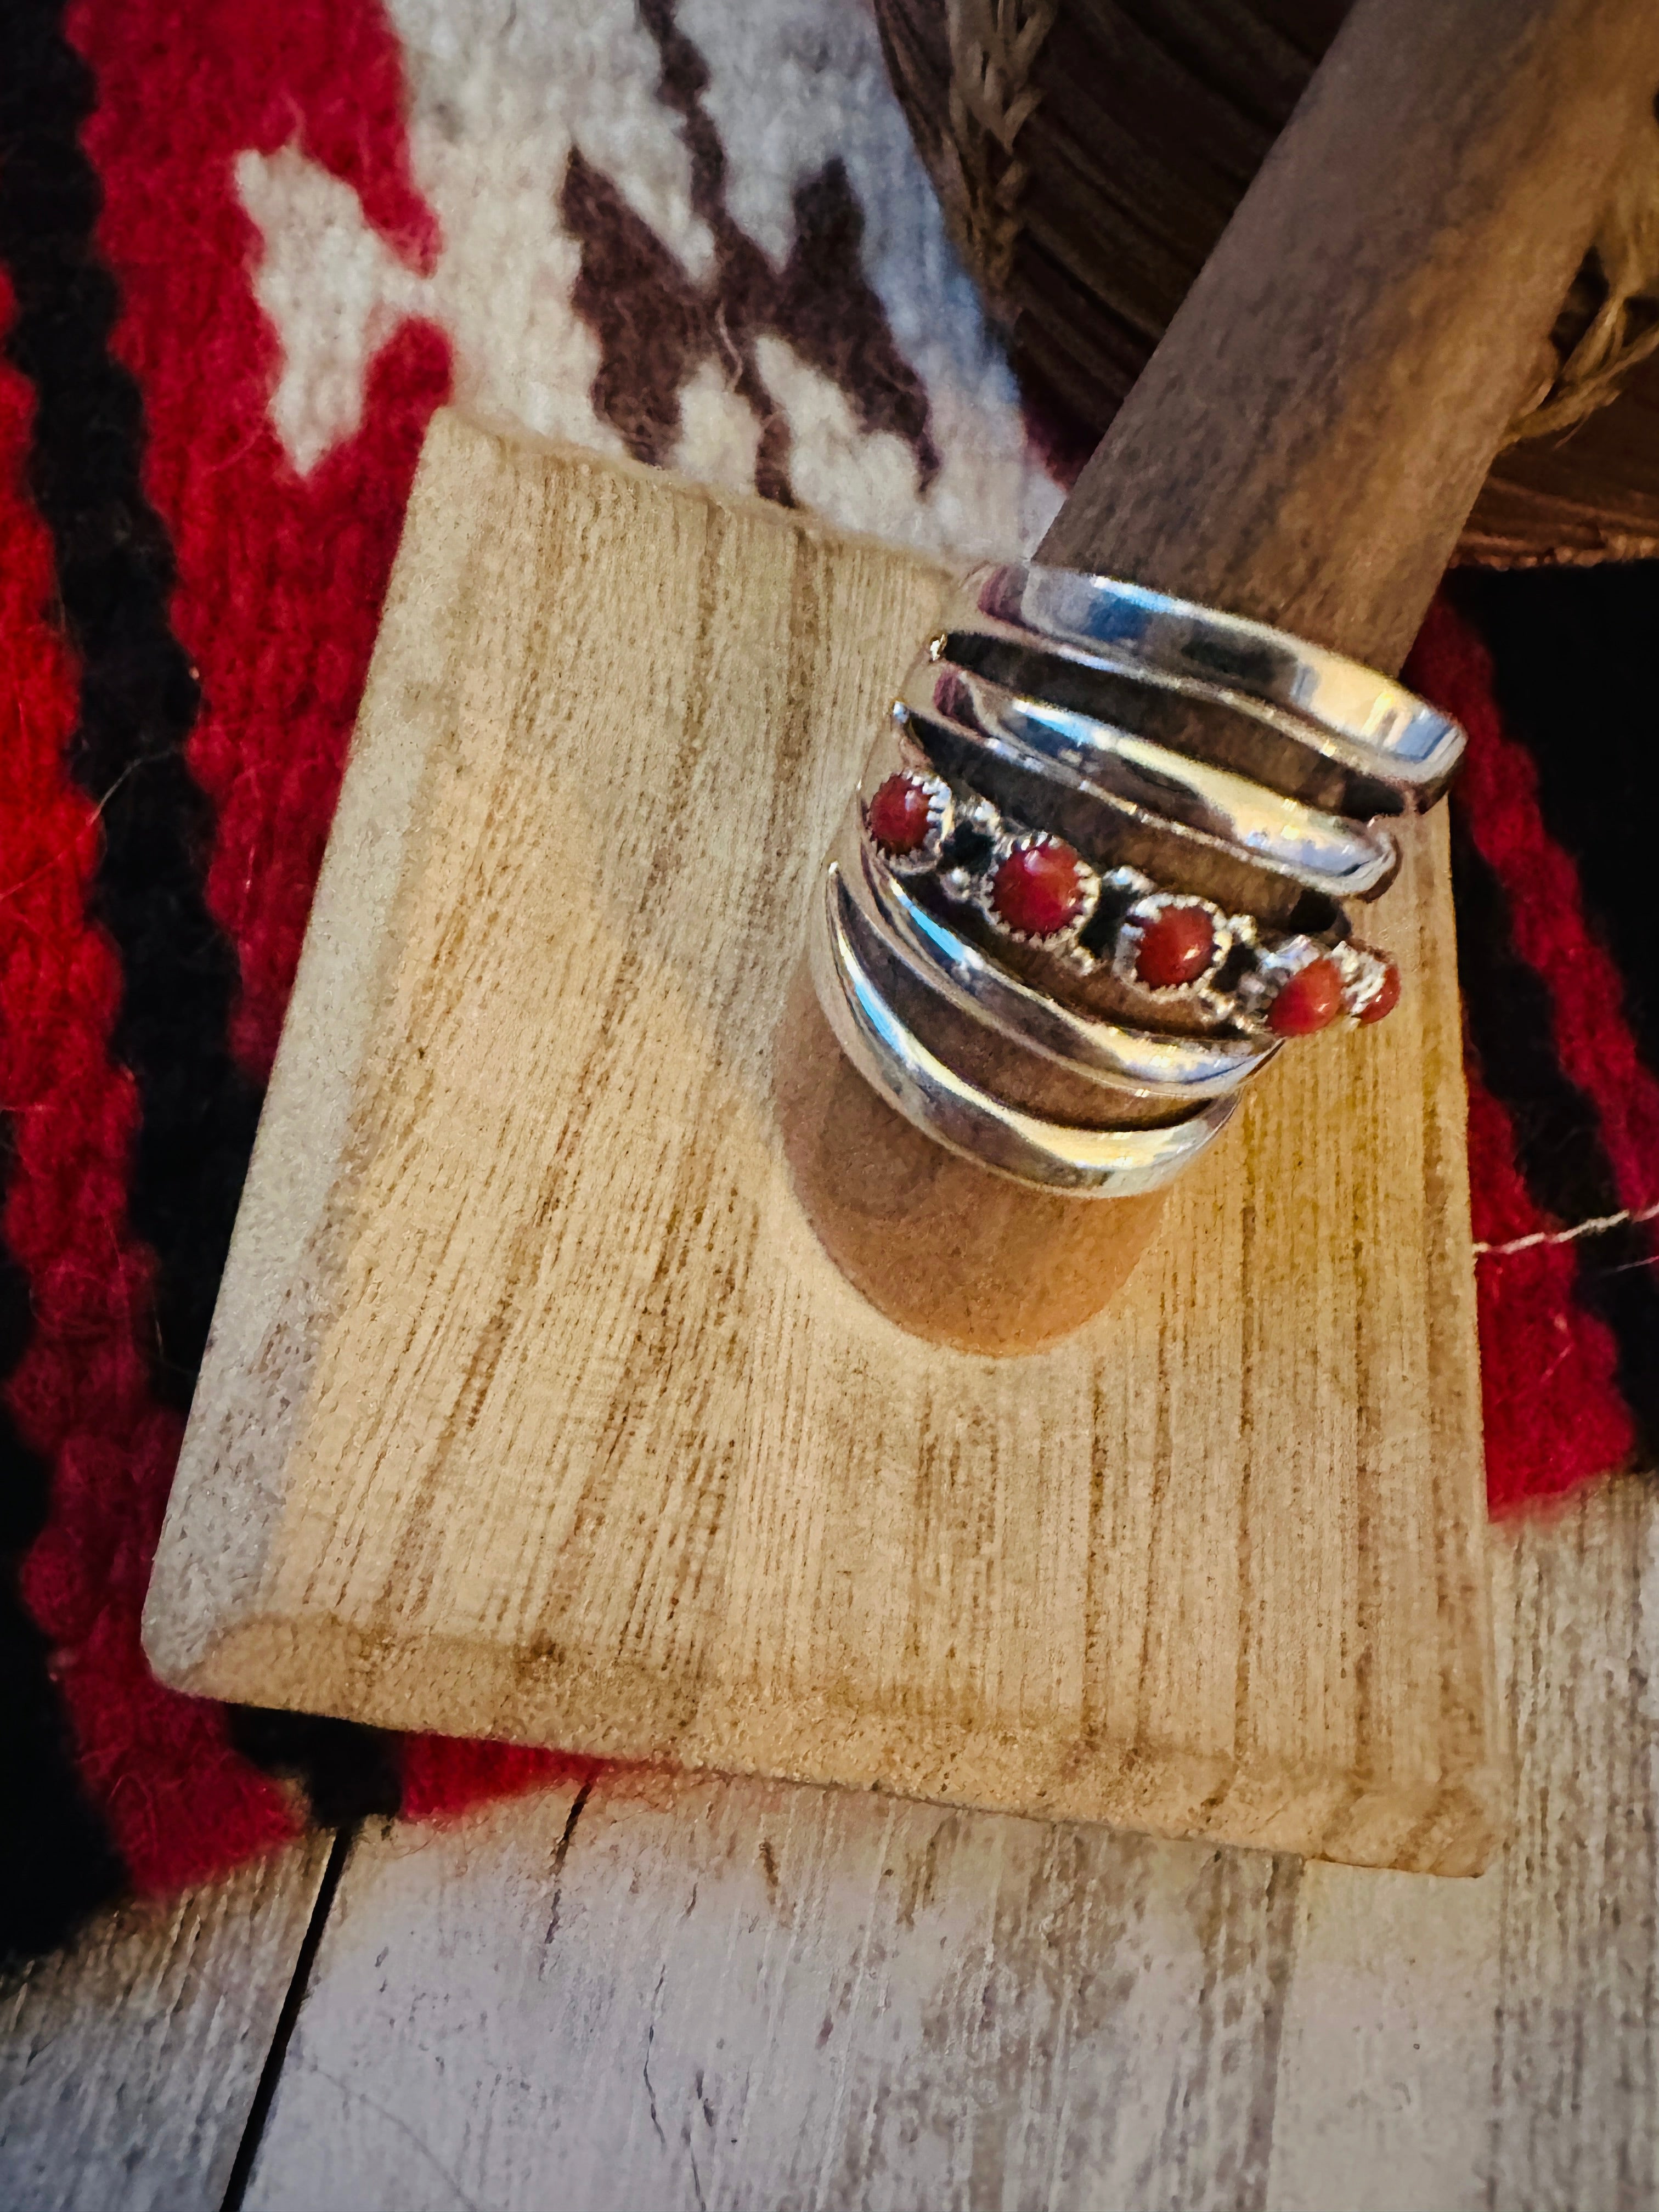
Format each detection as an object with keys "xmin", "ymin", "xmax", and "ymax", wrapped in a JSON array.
[{"xmin": 874, "ymin": 0, "xmax": 1659, "ymax": 564}]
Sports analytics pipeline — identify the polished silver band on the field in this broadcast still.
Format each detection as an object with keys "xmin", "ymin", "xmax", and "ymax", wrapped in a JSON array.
[
  {"xmin": 810, "ymin": 562, "xmax": 1464, "ymax": 1197},
  {"xmin": 812, "ymin": 862, "xmax": 1240, "ymax": 1197},
  {"xmin": 956, "ymin": 564, "xmax": 1464, "ymax": 806},
  {"xmin": 834, "ymin": 813, "xmax": 1271, "ymax": 1101},
  {"xmin": 898, "ymin": 660, "xmax": 1399, "ymax": 900}
]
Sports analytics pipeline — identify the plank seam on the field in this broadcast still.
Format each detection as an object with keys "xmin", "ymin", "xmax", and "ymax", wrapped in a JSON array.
[{"xmin": 218, "ymin": 1824, "xmax": 358, "ymax": 2212}]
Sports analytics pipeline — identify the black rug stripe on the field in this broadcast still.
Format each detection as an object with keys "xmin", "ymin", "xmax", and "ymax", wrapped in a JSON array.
[
  {"xmin": 228, "ymin": 1710, "xmax": 403, "ymax": 1829},
  {"xmin": 0, "ymin": 2, "xmax": 403, "ymax": 1840},
  {"xmin": 1453, "ymin": 566, "xmax": 1659, "ymax": 1087},
  {"xmin": 1, "ymin": 2, "xmax": 258, "ymax": 1412},
  {"xmin": 1451, "ymin": 809, "xmax": 1659, "ymax": 1453},
  {"xmin": 0, "ymin": 1122, "xmax": 128, "ymax": 1967}
]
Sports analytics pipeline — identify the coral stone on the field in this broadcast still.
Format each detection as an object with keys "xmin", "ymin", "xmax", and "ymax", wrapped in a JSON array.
[
  {"xmin": 867, "ymin": 774, "xmax": 934, "ymax": 855},
  {"xmin": 1358, "ymin": 959, "xmax": 1402, "ymax": 1025},
  {"xmin": 1267, "ymin": 956, "xmax": 1345, "ymax": 1036},
  {"xmin": 992, "ymin": 840, "xmax": 1085, "ymax": 938},
  {"xmin": 1133, "ymin": 902, "xmax": 1216, "ymax": 989}
]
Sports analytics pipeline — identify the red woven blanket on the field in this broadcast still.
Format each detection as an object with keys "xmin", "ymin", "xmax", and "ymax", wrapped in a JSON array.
[{"xmin": 2, "ymin": 0, "xmax": 1655, "ymax": 1961}]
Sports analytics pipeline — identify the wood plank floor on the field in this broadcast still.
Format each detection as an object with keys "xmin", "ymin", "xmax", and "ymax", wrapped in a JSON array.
[
  {"xmin": 3, "ymin": 1479, "xmax": 1654, "ymax": 2211},
  {"xmin": 0, "ymin": 1837, "xmax": 332, "ymax": 2212}
]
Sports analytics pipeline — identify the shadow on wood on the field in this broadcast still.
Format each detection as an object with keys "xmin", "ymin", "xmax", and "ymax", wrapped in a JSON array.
[{"xmin": 774, "ymin": 957, "xmax": 1168, "ymax": 1356}]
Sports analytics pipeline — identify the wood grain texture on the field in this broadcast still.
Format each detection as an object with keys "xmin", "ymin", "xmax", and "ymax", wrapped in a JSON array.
[
  {"xmin": 5, "ymin": 1487, "xmax": 1648, "ymax": 2207},
  {"xmin": 240, "ymin": 1774, "xmax": 1300, "ymax": 2212},
  {"xmin": 142, "ymin": 415, "xmax": 1499, "ymax": 1873},
  {"xmin": 225, "ymin": 1483, "xmax": 1655, "ymax": 2212},
  {"xmin": 1482, "ymin": 1480, "xmax": 1658, "ymax": 2211},
  {"xmin": 1268, "ymin": 1477, "xmax": 1659, "ymax": 2212},
  {"xmin": 0, "ymin": 1836, "xmax": 330, "ymax": 2212}
]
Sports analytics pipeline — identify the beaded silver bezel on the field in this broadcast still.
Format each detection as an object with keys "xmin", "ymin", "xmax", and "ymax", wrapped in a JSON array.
[
  {"xmin": 861, "ymin": 761, "xmax": 953, "ymax": 876},
  {"xmin": 972, "ymin": 830, "xmax": 1102, "ymax": 953},
  {"xmin": 1330, "ymin": 938, "xmax": 1397, "ymax": 1022},
  {"xmin": 1110, "ymin": 890, "xmax": 1237, "ymax": 1015}
]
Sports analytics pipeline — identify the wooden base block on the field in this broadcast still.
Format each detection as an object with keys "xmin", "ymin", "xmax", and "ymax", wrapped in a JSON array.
[{"xmin": 143, "ymin": 413, "xmax": 1506, "ymax": 1875}]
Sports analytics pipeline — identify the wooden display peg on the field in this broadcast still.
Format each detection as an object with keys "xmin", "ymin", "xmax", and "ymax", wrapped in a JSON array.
[
  {"xmin": 143, "ymin": 0, "xmax": 1658, "ymax": 1872},
  {"xmin": 793, "ymin": 0, "xmax": 1659, "ymax": 1356}
]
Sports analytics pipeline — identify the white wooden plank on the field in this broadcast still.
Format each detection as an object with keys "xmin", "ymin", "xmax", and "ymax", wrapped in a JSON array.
[
  {"xmin": 241, "ymin": 1480, "xmax": 1658, "ymax": 2211},
  {"xmin": 241, "ymin": 1775, "xmax": 1300, "ymax": 2211},
  {"xmin": 1267, "ymin": 1476, "xmax": 1658, "ymax": 2212},
  {"xmin": 0, "ymin": 1833, "xmax": 331, "ymax": 2212},
  {"xmin": 1265, "ymin": 1852, "xmax": 1505, "ymax": 2208}
]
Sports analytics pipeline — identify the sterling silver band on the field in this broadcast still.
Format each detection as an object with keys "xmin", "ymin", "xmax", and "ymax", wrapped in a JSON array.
[
  {"xmin": 898, "ymin": 661, "xmax": 1399, "ymax": 900},
  {"xmin": 809, "ymin": 561, "xmax": 1465, "ymax": 1198},
  {"xmin": 956, "ymin": 563, "xmax": 1464, "ymax": 805},
  {"xmin": 813, "ymin": 864, "xmax": 1239, "ymax": 1196},
  {"xmin": 835, "ymin": 815, "xmax": 1273, "ymax": 1104}
]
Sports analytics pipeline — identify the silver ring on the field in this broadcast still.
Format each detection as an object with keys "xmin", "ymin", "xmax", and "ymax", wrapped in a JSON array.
[
  {"xmin": 836, "ymin": 815, "xmax": 1273, "ymax": 1103},
  {"xmin": 849, "ymin": 733, "xmax": 1397, "ymax": 1039},
  {"xmin": 955, "ymin": 563, "xmax": 1464, "ymax": 809},
  {"xmin": 898, "ymin": 660, "xmax": 1399, "ymax": 900},
  {"xmin": 813, "ymin": 865, "xmax": 1238, "ymax": 1197},
  {"xmin": 809, "ymin": 562, "xmax": 1462, "ymax": 1198}
]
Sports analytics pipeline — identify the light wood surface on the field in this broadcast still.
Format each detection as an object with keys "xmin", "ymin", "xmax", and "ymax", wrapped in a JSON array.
[
  {"xmin": 8, "ymin": 1483, "xmax": 1655, "ymax": 2210},
  {"xmin": 0, "ymin": 1837, "xmax": 332, "ymax": 2212},
  {"xmin": 144, "ymin": 419, "xmax": 1498, "ymax": 1873}
]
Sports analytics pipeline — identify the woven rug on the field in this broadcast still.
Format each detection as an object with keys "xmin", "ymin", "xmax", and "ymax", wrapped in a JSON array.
[{"xmin": 2, "ymin": 0, "xmax": 1655, "ymax": 1963}]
